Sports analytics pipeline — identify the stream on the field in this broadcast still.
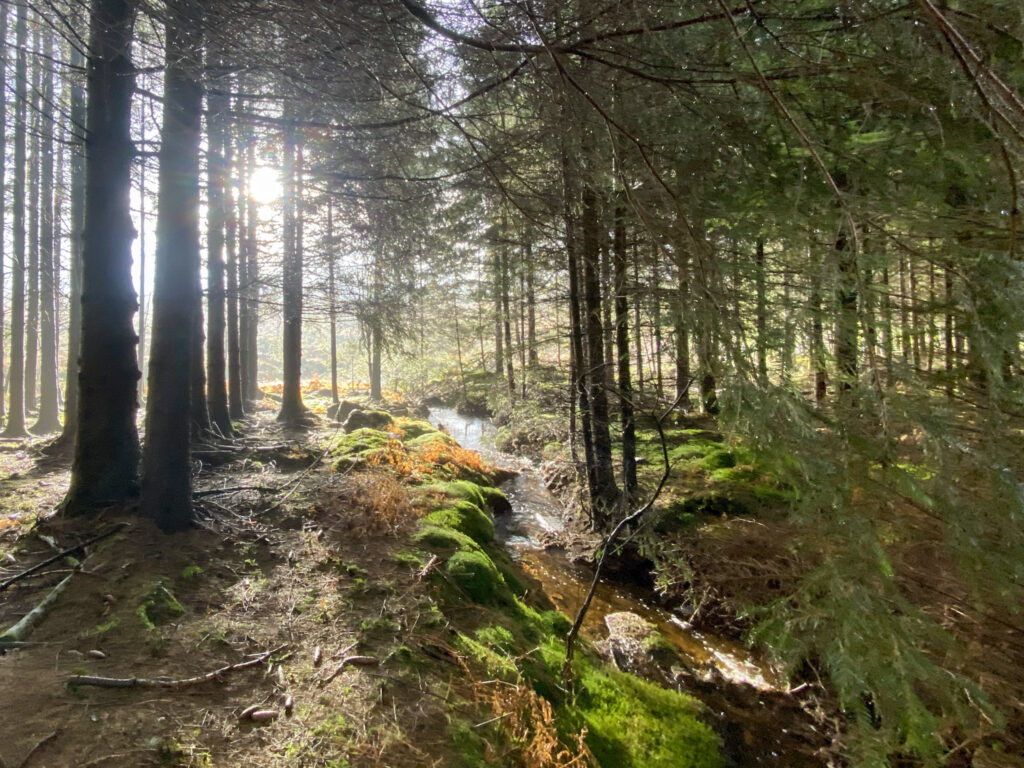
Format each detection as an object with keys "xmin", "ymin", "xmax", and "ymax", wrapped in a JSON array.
[{"xmin": 428, "ymin": 407, "xmax": 828, "ymax": 767}]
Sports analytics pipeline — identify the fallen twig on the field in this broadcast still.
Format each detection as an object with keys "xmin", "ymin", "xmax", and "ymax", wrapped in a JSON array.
[
  {"xmin": 16, "ymin": 729, "xmax": 59, "ymax": 768},
  {"xmin": 66, "ymin": 645, "xmax": 285, "ymax": 690},
  {"xmin": 0, "ymin": 524, "xmax": 126, "ymax": 592},
  {"xmin": 193, "ymin": 486, "xmax": 279, "ymax": 498},
  {"xmin": 321, "ymin": 655, "xmax": 379, "ymax": 685},
  {"xmin": 0, "ymin": 572, "xmax": 78, "ymax": 642}
]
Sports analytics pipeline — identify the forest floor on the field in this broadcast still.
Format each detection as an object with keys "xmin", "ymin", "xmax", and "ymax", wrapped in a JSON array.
[{"xmin": 0, "ymin": 398, "xmax": 503, "ymax": 768}]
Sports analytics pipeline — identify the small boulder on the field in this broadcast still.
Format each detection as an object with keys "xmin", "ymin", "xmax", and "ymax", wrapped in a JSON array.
[
  {"xmin": 342, "ymin": 408, "xmax": 392, "ymax": 432},
  {"xmin": 595, "ymin": 612, "xmax": 684, "ymax": 682},
  {"xmin": 327, "ymin": 399, "xmax": 361, "ymax": 423}
]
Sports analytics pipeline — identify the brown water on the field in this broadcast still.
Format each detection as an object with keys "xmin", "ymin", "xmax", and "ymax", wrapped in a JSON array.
[{"xmin": 429, "ymin": 407, "xmax": 831, "ymax": 767}]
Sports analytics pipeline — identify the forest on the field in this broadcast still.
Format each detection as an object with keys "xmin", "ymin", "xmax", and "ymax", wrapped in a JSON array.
[{"xmin": 0, "ymin": 0, "xmax": 1022, "ymax": 766}]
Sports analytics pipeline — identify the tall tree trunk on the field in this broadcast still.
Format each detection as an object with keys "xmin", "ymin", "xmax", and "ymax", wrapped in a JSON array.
[
  {"xmin": 674, "ymin": 249, "xmax": 691, "ymax": 405},
  {"xmin": 277, "ymin": 122, "xmax": 305, "ymax": 423},
  {"xmin": 33, "ymin": 28, "xmax": 60, "ymax": 434},
  {"xmin": 245, "ymin": 145, "xmax": 260, "ymax": 397},
  {"xmin": 881, "ymin": 263, "xmax": 894, "ymax": 386},
  {"xmin": 327, "ymin": 200, "xmax": 339, "ymax": 404},
  {"xmin": 614, "ymin": 199, "xmax": 637, "ymax": 497},
  {"xmin": 141, "ymin": 0, "xmax": 203, "ymax": 532},
  {"xmin": 0, "ymin": 3, "xmax": 8, "ymax": 425},
  {"xmin": 60, "ymin": 41, "xmax": 87, "ymax": 443},
  {"xmin": 810, "ymin": 254, "xmax": 827, "ymax": 403},
  {"xmin": 526, "ymin": 242, "xmax": 538, "ymax": 365},
  {"xmin": 189, "ymin": 273, "xmax": 210, "ymax": 435},
  {"xmin": 25, "ymin": 26, "xmax": 41, "ymax": 415},
  {"xmin": 834, "ymin": 229, "xmax": 858, "ymax": 399},
  {"xmin": 899, "ymin": 253, "xmax": 911, "ymax": 365},
  {"xmin": 205, "ymin": 48, "xmax": 231, "ymax": 436},
  {"xmin": 237, "ymin": 129, "xmax": 252, "ymax": 403},
  {"xmin": 754, "ymin": 237, "xmax": 768, "ymax": 385},
  {"xmin": 944, "ymin": 265, "xmax": 955, "ymax": 398},
  {"xmin": 225, "ymin": 113, "xmax": 243, "ymax": 420},
  {"xmin": 4, "ymin": 4, "xmax": 29, "ymax": 437},
  {"xmin": 652, "ymin": 246, "xmax": 663, "ymax": 399},
  {"xmin": 632, "ymin": 242, "xmax": 644, "ymax": 393},
  {"xmin": 501, "ymin": 230, "xmax": 515, "ymax": 395},
  {"xmin": 601, "ymin": 235, "xmax": 614, "ymax": 390},
  {"xmin": 137, "ymin": 99, "xmax": 147, "ymax": 387},
  {"xmin": 493, "ymin": 247, "xmax": 504, "ymax": 376},
  {"xmin": 61, "ymin": 0, "xmax": 142, "ymax": 515},
  {"xmin": 581, "ymin": 177, "xmax": 619, "ymax": 521}
]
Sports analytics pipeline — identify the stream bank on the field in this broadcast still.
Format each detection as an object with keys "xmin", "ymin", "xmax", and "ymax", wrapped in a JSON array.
[{"xmin": 428, "ymin": 407, "xmax": 835, "ymax": 767}]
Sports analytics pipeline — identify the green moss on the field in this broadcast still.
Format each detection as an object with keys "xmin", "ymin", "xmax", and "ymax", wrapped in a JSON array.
[
  {"xmin": 331, "ymin": 428, "xmax": 392, "ymax": 457},
  {"xmin": 89, "ymin": 616, "xmax": 122, "ymax": 637},
  {"xmin": 446, "ymin": 549, "xmax": 509, "ymax": 604},
  {"xmin": 424, "ymin": 501, "xmax": 494, "ymax": 546},
  {"xmin": 137, "ymin": 581, "xmax": 186, "ymax": 630},
  {"xmin": 450, "ymin": 721, "xmax": 489, "ymax": 768},
  {"xmin": 412, "ymin": 523, "xmax": 483, "ymax": 554},
  {"xmin": 181, "ymin": 564, "xmax": 203, "ymax": 579},
  {"xmin": 394, "ymin": 418, "xmax": 437, "ymax": 439},
  {"xmin": 426, "ymin": 480, "xmax": 487, "ymax": 508},
  {"xmin": 578, "ymin": 666, "xmax": 724, "ymax": 768},
  {"xmin": 700, "ymin": 448, "xmax": 736, "ymax": 471},
  {"xmin": 406, "ymin": 432, "xmax": 456, "ymax": 449},
  {"xmin": 456, "ymin": 632, "xmax": 518, "ymax": 679}
]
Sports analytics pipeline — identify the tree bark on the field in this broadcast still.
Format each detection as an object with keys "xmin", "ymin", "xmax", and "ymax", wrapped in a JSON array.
[
  {"xmin": 141, "ymin": 0, "xmax": 204, "ymax": 532},
  {"xmin": 674, "ymin": 249, "xmax": 691, "ymax": 405},
  {"xmin": 60, "ymin": 0, "xmax": 142, "ymax": 515},
  {"xmin": 225, "ymin": 110, "xmax": 243, "ymax": 421},
  {"xmin": 0, "ymin": 3, "xmax": 9, "ymax": 424},
  {"xmin": 501, "ymin": 226, "xmax": 516, "ymax": 395},
  {"xmin": 60, "ymin": 41, "xmax": 87, "ymax": 442},
  {"xmin": 205, "ymin": 46, "xmax": 231, "ymax": 436},
  {"xmin": 277, "ymin": 122, "xmax": 305, "ymax": 423},
  {"xmin": 25, "ymin": 26, "xmax": 41, "ymax": 415},
  {"xmin": 613, "ymin": 199, "xmax": 637, "ymax": 497},
  {"xmin": 834, "ymin": 229, "xmax": 858, "ymax": 399},
  {"xmin": 754, "ymin": 237, "xmax": 768, "ymax": 385},
  {"xmin": 327, "ymin": 200, "xmax": 339, "ymax": 404},
  {"xmin": 33, "ymin": 28, "xmax": 60, "ymax": 434}
]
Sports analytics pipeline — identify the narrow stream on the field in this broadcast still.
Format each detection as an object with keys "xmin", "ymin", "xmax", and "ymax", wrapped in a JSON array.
[{"xmin": 428, "ymin": 407, "xmax": 828, "ymax": 767}]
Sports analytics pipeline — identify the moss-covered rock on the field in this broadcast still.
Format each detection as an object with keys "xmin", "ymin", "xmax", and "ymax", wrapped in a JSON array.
[
  {"xmin": 327, "ymin": 399, "xmax": 361, "ymax": 422},
  {"xmin": 394, "ymin": 418, "xmax": 437, "ymax": 439},
  {"xmin": 423, "ymin": 501, "xmax": 494, "ymax": 546},
  {"xmin": 412, "ymin": 523, "xmax": 482, "ymax": 554},
  {"xmin": 137, "ymin": 581, "xmax": 185, "ymax": 630},
  {"xmin": 342, "ymin": 409, "xmax": 393, "ymax": 432},
  {"xmin": 445, "ymin": 549, "xmax": 509, "ymax": 603}
]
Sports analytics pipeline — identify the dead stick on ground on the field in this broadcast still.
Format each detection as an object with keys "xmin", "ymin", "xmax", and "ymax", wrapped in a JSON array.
[
  {"xmin": 66, "ymin": 646, "xmax": 285, "ymax": 690},
  {"xmin": 321, "ymin": 656, "xmax": 379, "ymax": 686},
  {"xmin": 16, "ymin": 729, "xmax": 59, "ymax": 768},
  {"xmin": 0, "ymin": 567, "xmax": 83, "ymax": 643},
  {"xmin": 193, "ymin": 486, "xmax": 279, "ymax": 498},
  {"xmin": 0, "ymin": 524, "xmax": 126, "ymax": 592}
]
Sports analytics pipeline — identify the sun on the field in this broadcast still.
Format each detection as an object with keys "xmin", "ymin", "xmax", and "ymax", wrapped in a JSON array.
[{"xmin": 249, "ymin": 166, "xmax": 282, "ymax": 205}]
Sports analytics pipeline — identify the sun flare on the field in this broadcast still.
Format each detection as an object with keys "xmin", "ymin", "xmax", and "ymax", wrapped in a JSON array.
[{"xmin": 249, "ymin": 166, "xmax": 282, "ymax": 205}]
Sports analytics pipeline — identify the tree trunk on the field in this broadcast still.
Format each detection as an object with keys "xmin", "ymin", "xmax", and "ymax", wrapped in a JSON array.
[
  {"xmin": 674, "ymin": 249, "xmax": 691, "ymax": 405},
  {"xmin": 614, "ymin": 199, "xmax": 637, "ymax": 497},
  {"xmin": 493, "ymin": 248, "xmax": 503, "ymax": 376},
  {"xmin": 4, "ymin": 2, "xmax": 28, "ymax": 438},
  {"xmin": 501, "ymin": 231, "xmax": 515, "ymax": 395},
  {"xmin": 754, "ymin": 237, "xmax": 768, "ymax": 385},
  {"xmin": 205, "ymin": 46, "xmax": 231, "ymax": 436},
  {"xmin": 141, "ymin": 0, "xmax": 203, "ymax": 532},
  {"xmin": 60, "ymin": 41, "xmax": 87, "ymax": 443},
  {"xmin": 25, "ymin": 27, "xmax": 41, "ymax": 415},
  {"xmin": 834, "ymin": 230, "xmax": 858, "ymax": 399},
  {"xmin": 632, "ymin": 243, "xmax": 643, "ymax": 393},
  {"xmin": 944, "ymin": 265, "xmax": 954, "ymax": 398},
  {"xmin": 277, "ymin": 122, "xmax": 305, "ymax": 423},
  {"xmin": 225, "ymin": 111, "xmax": 244, "ymax": 421},
  {"xmin": 810, "ymin": 254, "xmax": 827, "ymax": 403},
  {"xmin": 0, "ymin": 3, "xmax": 8, "ymax": 425},
  {"xmin": 60, "ymin": 0, "xmax": 142, "ymax": 515},
  {"xmin": 526, "ymin": 243, "xmax": 538, "ymax": 365},
  {"xmin": 32, "ymin": 27, "xmax": 60, "ymax": 434},
  {"xmin": 581, "ymin": 178, "xmax": 619, "ymax": 521},
  {"xmin": 328, "ymin": 200, "xmax": 339, "ymax": 404},
  {"xmin": 190, "ymin": 278, "xmax": 210, "ymax": 435},
  {"xmin": 652, "ymin": 246, "xmax": 663, "ymax": 399}
]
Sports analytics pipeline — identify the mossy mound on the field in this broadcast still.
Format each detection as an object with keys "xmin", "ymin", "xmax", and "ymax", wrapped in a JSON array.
[
  {"xmin": 423, "ymin": 500, "xmax": 494, "ymax": 547},
  {"xmin": 425, "ymin": 480, "xmax": 510, "ymax": 514},
  {"xmin": 412, "ymin": 523, "xmax": 483, "ymax": 554},
  {"xmin": 406, "ymin": 432, "xmax": 456, "ymax": 449},
  {"xmin": 578, "ymin": 665, "xmax": 723, "ymax": 768},
  {"xmin": 393, "ymin": 417, "xmax": 437, "ymax": 439},
  {"xmin": 342, "ymin": 409, "xmax": 393, "ymax": 432},
  {"xmin": 445, "ymin": 549, "xmax": 510, "ymax": 604},
  {"xmin": 137, "ymin": 581, "xmax": 186, "ymax": 630}
]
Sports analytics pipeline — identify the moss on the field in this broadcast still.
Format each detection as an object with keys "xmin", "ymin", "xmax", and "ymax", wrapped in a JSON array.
[
  {"xmin": 412, "ymin": 523, "xmax": 483, "ymax": 554},
  {"xmin": 424, "ymin": 501, "xmax": 494, "ymax": 546},
  {"xmin": 331, "ymin": 428, "xmax": 392, "ymax": 458},
  {"xmin": 700, "ymin": 448, "xmax": 736, "ymax": 471},
  {"xmin": 456, "ymin": 632, "xmax": 518, "ymax": 679},
  {"xmin": 137, "ymin": 581, "xmax": 186, "ymax": 630},
  {"xmin": 578, "ymin": 666, "xmax": 724, "ymax": 768},
  {"xmin": 394, "ymin": 418, "xmax": 437, "ymax": 439},
  {"xmin": 406, "ymin": 432, "xmax": 456, "ymax": 449},
  {"xmin": 450, "ymin": 721, "xmax": 489, "ymax": 768},
  {"xmin": 89, "ymin": 616, "xmax": 122, "ymax": 637},
  {"xmin": 445, "ymin": 549, "xmax": 509, "ymax": 604},
  {"xmin": 426, "ymin": 480, "xmax": 487, "ymax": 508}
]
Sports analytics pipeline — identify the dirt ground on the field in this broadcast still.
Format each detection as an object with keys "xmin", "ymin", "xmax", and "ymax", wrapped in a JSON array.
[{"xmin": 0, "ymin": 412, "xmax": 484, "ymax": 768}]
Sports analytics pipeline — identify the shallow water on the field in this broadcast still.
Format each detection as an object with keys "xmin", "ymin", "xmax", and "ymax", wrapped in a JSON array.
[{"xmin": 427, "ymin": 407, "xmax": 777, "ymax": 690}]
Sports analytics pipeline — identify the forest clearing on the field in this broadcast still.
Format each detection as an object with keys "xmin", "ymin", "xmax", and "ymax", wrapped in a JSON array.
[{"xmin": 1, "ymin": 1, "xmax": 1024, "ymax": 766}]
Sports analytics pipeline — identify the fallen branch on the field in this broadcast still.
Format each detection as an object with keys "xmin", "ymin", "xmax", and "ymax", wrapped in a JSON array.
[
  {"xmin": 321, "ymin": 655, "xmax": 379, "ymax": 685},
  {"xmin": 0, "ymin": 524, "xmax": 125, "ymax": 592},
  {"xmin": 193, "ymin": 486, "xmax": 279, "ymax": 498},
  {"xmin": 0, "ymin": 572, "xmax": 77, "ymax": 642},
  {"xmin": 66, "ymin": 645, "xmax": 285, "ymax": 690}
]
